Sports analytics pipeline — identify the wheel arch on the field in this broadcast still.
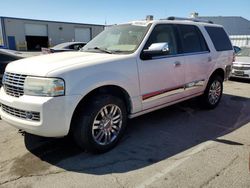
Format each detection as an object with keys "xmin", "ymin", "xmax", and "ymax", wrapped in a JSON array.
[
  {"xmin": 69, "ymin": 85, "xmax": 132, "ymax": 133},
  {"xmin": 209, "ymin": 68, "xmax": 225, "ymax": 81}
]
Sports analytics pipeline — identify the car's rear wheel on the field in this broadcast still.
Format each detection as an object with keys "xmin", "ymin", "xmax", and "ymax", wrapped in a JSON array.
[
  {"xmin": 72, "ymin": 95, "xmax": 127, "ymax": 153},
  {"xmin": 201, "ymin": 75, "xmax": 223, "ymax": 109}
]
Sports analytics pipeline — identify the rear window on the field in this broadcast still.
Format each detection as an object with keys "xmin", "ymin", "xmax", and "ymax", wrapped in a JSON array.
[{"xmin": 205, "ymin": 26, "xmax": 232, "ymax": 51}]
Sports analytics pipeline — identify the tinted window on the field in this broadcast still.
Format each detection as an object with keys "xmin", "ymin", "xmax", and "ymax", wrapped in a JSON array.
[
  {"xmin": 144, "ymin": 24, "xmax": 178, "ymax": 55},
  {"xmin": 205, "ymin": 26, "xmax": 232, "ymax": 51},
  {"xmin": 178, "ymin": 25, "xmax": 209, "ymax": 53},
  {"xmin": 69, "ymin": 44, "xmax": 83, "ymax": 50}
]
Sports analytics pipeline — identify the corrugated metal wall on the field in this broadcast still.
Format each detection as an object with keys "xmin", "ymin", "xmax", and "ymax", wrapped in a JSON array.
[
  {"xmin": 230, "ymin": 35, "xmax": 250, "ymax": 47},
  {"xmin": 2, "ymin": 17, "xmax": 104, "ymax": 50}
]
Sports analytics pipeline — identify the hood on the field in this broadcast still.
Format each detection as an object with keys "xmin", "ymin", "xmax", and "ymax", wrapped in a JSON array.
[
  {"xmin": 6, "ymin": 52, "xmax": 124, "ymax": 76},
  {"xmin": 234, "ymin": 56, "xmax": 250, "ymax": 65}
]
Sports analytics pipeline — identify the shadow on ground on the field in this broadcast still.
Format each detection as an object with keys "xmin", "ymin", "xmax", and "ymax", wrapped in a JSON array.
[
  {"xmin": 22, "ymin": 93, "xmax": 250, "ymax": 175},
  {"xmin": 229, "ymin": 77, "xmax": 250, "ymax": 83}
]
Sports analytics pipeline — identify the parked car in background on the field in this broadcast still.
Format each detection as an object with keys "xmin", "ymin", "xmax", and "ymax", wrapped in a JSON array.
[
  {"xmin": 0, "ymin": 45, "xmax": 8, "ymax": 49},
  {"xmin": 0, "ymin": 49, "xmax": 24, "ymax": 83},
  {"xmin": 42, "ymin": 42, "xmax": 86, "ymax": 54},
  {"xmin": 231, "ymin": 46, "xmax": 250, "ymax": 79},
  {"xmin": 233, "ymin": 46, "xmax": 241, "ymax": 54},
  {"xmin": 0, "ymin": 49, "xmax": 40, "ymax": 84}
]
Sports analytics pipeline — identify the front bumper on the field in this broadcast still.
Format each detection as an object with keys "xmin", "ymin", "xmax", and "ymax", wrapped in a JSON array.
[
  {"xmin": 230, "ymin": 68, "xmax": 250, "ymax": 79},
  {"xmin": 0, "ymin": 87, "xmax": 82, "ymax": 137}
]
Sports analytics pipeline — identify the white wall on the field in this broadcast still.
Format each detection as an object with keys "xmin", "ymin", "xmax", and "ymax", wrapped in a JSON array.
[
  {"xmin": 230, "ymin": 35, "xmax": 250, "ymax": 47},
  {"xmin": 3, "ymin": 17, "xmax": 104, "ymax": 50}
]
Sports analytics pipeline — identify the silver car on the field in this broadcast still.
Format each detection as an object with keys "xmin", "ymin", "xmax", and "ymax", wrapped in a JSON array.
[
  {"xmin": 42, "ymin": 42, "xmax": 86, "ymax": 54},
  {"xmin": 231, "ymin": 46, "xmax": 250, "ymax": 79}
]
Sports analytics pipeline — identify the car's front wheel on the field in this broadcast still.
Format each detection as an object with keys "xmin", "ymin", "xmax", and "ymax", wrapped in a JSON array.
[{"xmin": 73, "ymin": 95, "xmax": 127, "ymax": 153}]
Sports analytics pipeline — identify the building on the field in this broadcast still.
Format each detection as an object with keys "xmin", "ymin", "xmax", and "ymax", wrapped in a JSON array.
[
  {"xmin": 0, "ymin": 17, "xmax": 105, "ymax": 51},
  {"xmin": 198, "ymin": 16, "xmax": 250, "ymax": 47}
]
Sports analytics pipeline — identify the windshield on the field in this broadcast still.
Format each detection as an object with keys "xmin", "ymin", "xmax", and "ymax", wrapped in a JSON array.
[
  {"xmin": 81, "ymin": 24, "xmax": 151, "ymax": 54},
  {"xmin": 236, "ymin": 47, "xmax": 250, "ymax": 57}
]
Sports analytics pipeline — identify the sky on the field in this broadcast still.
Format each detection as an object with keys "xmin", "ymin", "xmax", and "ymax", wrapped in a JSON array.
[{"xmin": 1, "ymin": 0, "xmax": 250, "ymax": 25}]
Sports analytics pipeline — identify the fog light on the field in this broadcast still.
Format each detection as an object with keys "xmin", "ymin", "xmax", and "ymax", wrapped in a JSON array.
[{"xmin": 25, "ymin": 112, "xmax": 34, "ymax": 120}]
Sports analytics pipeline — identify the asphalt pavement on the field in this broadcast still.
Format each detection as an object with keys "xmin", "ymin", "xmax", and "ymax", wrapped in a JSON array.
[{"xmin": 0, "ymin": 79, "xmax": 249, "ymax": 188}]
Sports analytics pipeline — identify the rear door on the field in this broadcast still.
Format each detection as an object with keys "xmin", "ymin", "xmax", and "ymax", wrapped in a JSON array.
[{"xmin": 177, "ymin": 24, "xmax": 212, "ymax": 95}]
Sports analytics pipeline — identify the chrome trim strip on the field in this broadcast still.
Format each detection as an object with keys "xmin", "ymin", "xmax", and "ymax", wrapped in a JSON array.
[
  {"xmin": 142, "ymin": 79, "xmax": 205, "ymax": 102},
  {"xmin": 143, "ymin": 87, "xmax": 184, "ymax": 102},
  {"xmin": 130, "ymin": 92, "xmax": 204, "ymax": 118},
  {"xmin": 184, "ymin": 79, "xmax": 205, "ymax": 91}
]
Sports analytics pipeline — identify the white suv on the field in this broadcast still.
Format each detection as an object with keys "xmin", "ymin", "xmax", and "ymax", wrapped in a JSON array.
[{"xmin": 0, "ymin": 17, "xmax": 233, "ymax": 153}]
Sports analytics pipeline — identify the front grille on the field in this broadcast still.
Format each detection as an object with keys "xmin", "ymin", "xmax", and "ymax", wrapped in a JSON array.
[
  {"xmin": 1, "ymin": 104, "xmax": 40, "ymax": 121},
  {"xmin": 232, "ymin": 66, "xmax": 250, "ymax": 71},
  {"xmin": 3, "ymin": 72, "xmax": 27, "ymax": 97}
]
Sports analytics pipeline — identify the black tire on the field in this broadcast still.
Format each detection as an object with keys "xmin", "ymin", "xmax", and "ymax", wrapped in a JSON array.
[
  {"xmin": 72, "ymin": 94, "xmax": 127, "ymax": 153},
  {"xmin": 201, "ymin": 75, "xmax": 223, "ymax": 109}
]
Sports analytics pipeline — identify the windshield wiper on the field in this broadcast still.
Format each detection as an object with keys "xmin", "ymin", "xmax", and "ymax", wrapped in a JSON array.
[{"xmin": 87, "ymin": 47, "xmax": 113, "ymax": 54}]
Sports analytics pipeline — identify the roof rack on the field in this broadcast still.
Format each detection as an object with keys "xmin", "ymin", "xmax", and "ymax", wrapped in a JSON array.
[{"xmin": 163, "ymin": 17, "xmax": 213, "ymax": 24}]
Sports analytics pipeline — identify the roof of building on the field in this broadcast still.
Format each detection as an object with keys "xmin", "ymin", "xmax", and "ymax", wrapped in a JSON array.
[
  {"xmin": 0, "ymin": 16, "xmax": 105, "ymax": 27},
  {"xmin": 198, "ymin": 16, "xmax": 250, "ymax": 35}
]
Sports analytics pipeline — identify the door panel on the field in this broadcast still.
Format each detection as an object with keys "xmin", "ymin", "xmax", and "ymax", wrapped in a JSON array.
[
  {"xmin": 138, "ymin": 56, "xmax": 185, "ymax": 110},
  {"xmin": 137, "ymin": 24, "xmax": 185, "ymax": 110},
  {"xmin": 177, "ymin": 24, "xmax": 213, "ymax": 95},
  {"xmin": 184, "ymin": 53, "xmax": 212, "ymax": 93}
]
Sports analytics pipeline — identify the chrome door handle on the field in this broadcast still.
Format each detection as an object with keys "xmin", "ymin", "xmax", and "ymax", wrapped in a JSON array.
[{"xmin": 174, "ymin": 61, "xmax": 181, "ymax": 67}]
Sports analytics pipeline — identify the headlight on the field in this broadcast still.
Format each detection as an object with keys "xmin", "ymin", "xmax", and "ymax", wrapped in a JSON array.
[{"xmin": 24, "ymin": 77, "xmax": 65, "ymax": 97}]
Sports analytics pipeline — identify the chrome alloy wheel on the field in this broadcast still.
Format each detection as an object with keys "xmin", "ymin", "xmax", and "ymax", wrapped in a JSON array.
[
  {"xmin": 92, "ymin": 104, "xmax": 123, "ymax": 145},
  {"xmin": 208, "ymin": 80, "xmax": 222, "ymax": 105}
]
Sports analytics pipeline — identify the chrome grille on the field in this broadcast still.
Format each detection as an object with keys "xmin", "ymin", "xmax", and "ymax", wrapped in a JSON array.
[
  {"xmin": 1, "ymin": 104, "xmax": 40, "ymax": 121},
  {"xmin": 232, "ymin": 66, "xmax": 250, "ymax": 71},
  {"xmin": 3, "ymin": 72, "xmax": 27, "ymax": 97}
]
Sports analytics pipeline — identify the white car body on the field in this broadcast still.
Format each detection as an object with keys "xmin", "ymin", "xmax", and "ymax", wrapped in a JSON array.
[{"xmin": 0, "ymin": 19, "xmax": 233, "ymax": 138}]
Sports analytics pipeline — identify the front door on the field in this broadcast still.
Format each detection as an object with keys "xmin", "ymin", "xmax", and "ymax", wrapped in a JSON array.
[{"xmin": 137, "ymin": 24, "xmax": 185, "ymax": 110}]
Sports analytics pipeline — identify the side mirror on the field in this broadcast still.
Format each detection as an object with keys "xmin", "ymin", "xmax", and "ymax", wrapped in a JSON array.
[{"xmin": 142, "ymin": 42, "xmax": 170, "ymax": 60}]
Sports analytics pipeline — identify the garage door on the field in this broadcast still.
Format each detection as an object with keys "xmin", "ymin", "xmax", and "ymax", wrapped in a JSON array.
[
  {"xmin": 75, "ymin": 28, "xmax": 91, "ymax": 42},
  {"xmin": 25, "ymin": 24, "xmax": 48, "ymax": 36}
]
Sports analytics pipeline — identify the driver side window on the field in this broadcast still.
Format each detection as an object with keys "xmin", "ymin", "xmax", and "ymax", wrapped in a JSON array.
[{"xmin": 144, "ymin": 24, "xmax": 178, "ymax": 55}]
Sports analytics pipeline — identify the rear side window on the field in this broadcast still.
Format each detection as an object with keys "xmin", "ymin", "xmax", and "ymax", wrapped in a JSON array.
[
  {"xmin": 178, "ymin": 25, "xmax": 209, "ymax": 53},
  {"xmin": 205, "ymin": 26, "xmax": 232, "ymax": 51}
]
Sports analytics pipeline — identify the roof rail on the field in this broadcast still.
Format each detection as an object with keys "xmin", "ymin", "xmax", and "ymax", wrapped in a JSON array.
[{"xmin": 164, "ymin": 17, "xmax": 213, "ymax": 24}]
